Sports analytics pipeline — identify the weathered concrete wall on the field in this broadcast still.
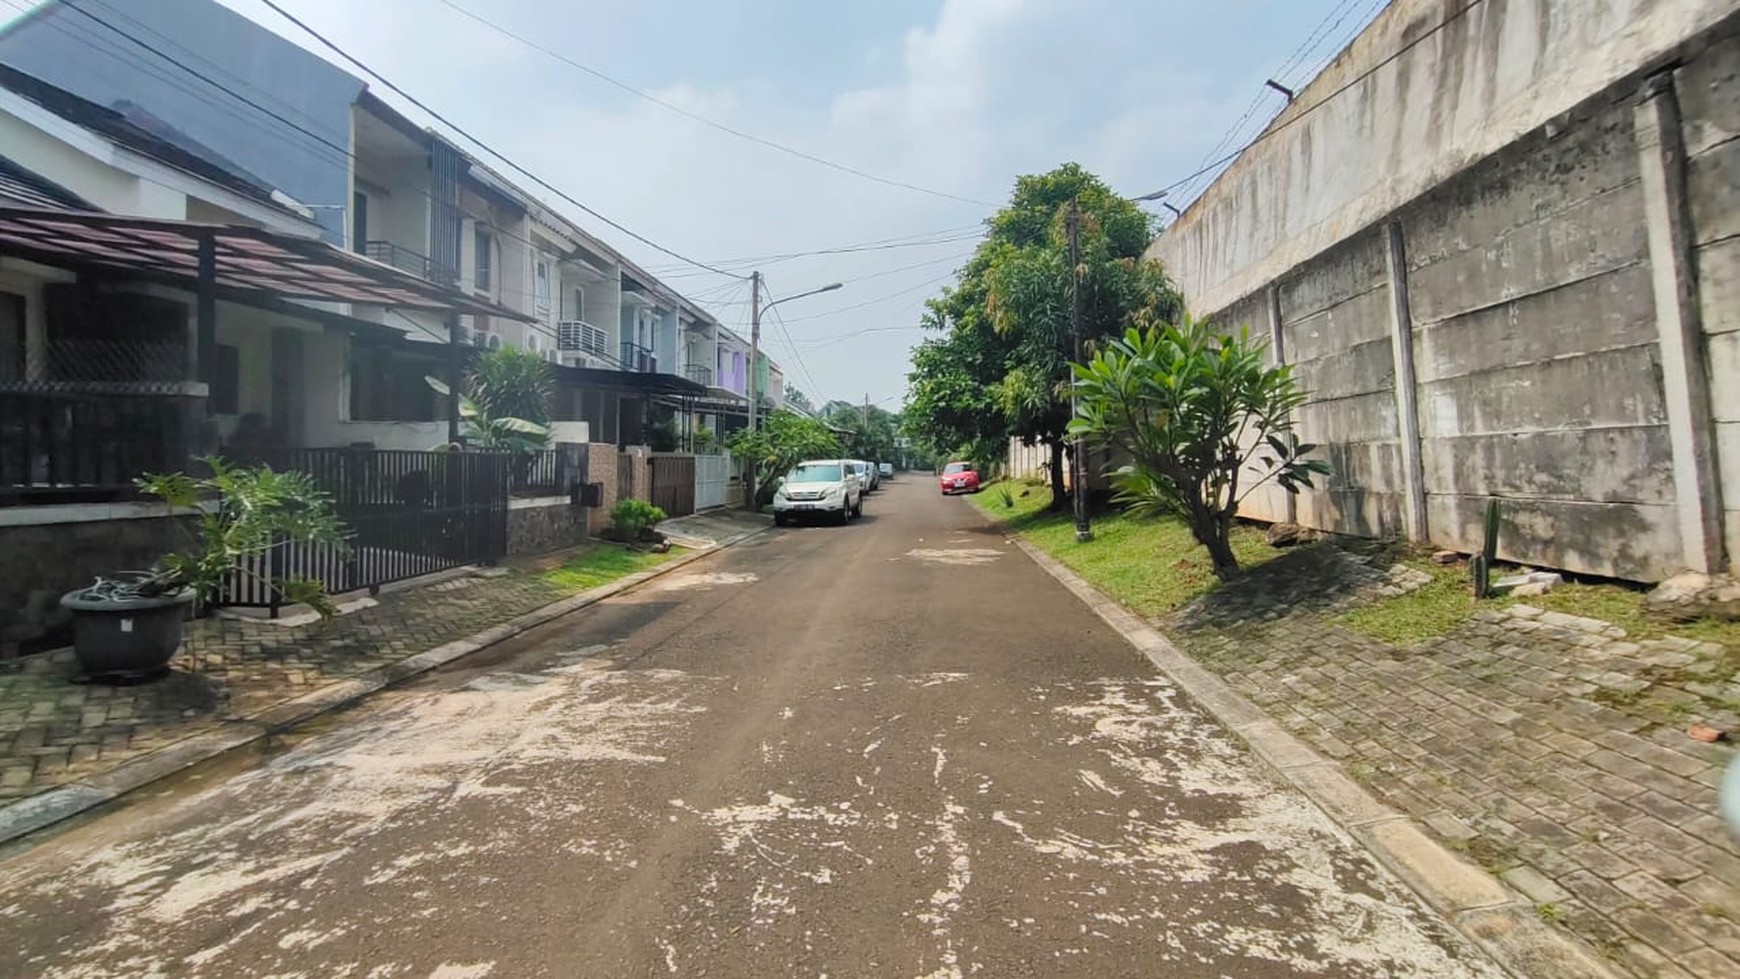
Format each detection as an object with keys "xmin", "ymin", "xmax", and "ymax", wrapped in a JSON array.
[
  {"xmin": 1151, "ymin": 2, "xmax": 1740, "ymax": 582},
  {"xmin": 506, "ymin": 499, "xmax": 589, "ymax": 557},
  {"xmin": 1157, "ymin": 0, "xmax": 1738, "ymax": 317},
  {"xmin": 1682, "ymin": 35, "xmax": 1740, "ymax": 574},
  {"xmin": 0, "ymin": 511, "xmax": 195, "ymax": 659}
]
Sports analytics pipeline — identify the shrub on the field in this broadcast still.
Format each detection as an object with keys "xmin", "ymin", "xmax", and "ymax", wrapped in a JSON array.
[
  {"xmin": 611, "ymin": 498, "xmax": 667, "ymax": 540},
  {"xmin": 997, "ymin": 485, "xmax": 1016, "ymax": 509}
]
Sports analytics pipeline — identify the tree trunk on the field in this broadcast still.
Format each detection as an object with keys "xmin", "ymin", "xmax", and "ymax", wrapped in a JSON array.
[
  {"xmin": 1047, "ymin": 440, "xmax": 1069, "ymax": 510},
  {"xmin": 1187, "ymin": 508, "xmax": 1242, "ymax": 581}
]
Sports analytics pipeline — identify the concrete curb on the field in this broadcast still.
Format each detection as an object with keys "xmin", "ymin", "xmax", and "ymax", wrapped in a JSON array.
[
  {"xmin": 0, "ymin": 523, "xmax": 772, "ymax": 848},
  {"xmin": 998, "ymin": 530, "xmax": 1617, "ymax": 979}
]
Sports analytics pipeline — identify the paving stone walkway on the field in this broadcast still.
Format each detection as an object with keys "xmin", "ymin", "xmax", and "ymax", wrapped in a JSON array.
[
  {"xmin": 0, "ymin": 567, "xmax": 571, "ymax": 806},
  {"xmin": 1166, "ymin": 543, "xmax": 1740, "ymax": 979}
]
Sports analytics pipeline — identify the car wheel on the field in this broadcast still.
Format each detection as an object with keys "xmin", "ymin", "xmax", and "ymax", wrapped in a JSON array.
[
  {"xmin": 852, "ymin": 500, "xmax": 863, "ymax": 519},
  {"xmin": 835, "ymin": 506, "xmax": 850, "ymax": 526}
]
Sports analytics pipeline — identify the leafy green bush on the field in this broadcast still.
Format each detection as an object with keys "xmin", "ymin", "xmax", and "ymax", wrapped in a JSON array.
[
  {"xmin": 611, "ymin": 498, "xmax": 667, "ymax": 540},
  {"xmin": 997, "ymin": 485, "xmax": 1016, "ymax": 509}
]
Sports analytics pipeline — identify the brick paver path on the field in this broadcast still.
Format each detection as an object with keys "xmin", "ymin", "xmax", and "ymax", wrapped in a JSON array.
[
  {"xmin": 0, "ymin": 569, "xmax": 569, "ymax": 804},
  {"xmin": 1167, "ymin": 544, "xmax": 1740, "ymax": 979}
]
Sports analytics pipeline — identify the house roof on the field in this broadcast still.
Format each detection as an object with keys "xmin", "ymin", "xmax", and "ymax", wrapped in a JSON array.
[
  {"xmin": 0, "ymin": 153, "xmax": 95, "ymax": 211},
  {"xmin": 0, "ymin": 205, "xmax": 531, "ymax": 319},
  {"xmin": 0, "ymin": 62, "xmax": 298, "ymax": 215}
]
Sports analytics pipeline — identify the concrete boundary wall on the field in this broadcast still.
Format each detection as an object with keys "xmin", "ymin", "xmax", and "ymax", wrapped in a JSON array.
[{"xmin": 1157, "ymin": 3, "xmax": 1740, "ymax": 582}]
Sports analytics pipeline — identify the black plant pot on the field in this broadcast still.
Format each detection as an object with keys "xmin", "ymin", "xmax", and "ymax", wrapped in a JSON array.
[{"xmin": 60, "ymin": 579, "xmax": 195, "ymax": 681}]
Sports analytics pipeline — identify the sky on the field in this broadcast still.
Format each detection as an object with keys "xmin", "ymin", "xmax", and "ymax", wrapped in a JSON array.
[{"xmin": 4, "ymin": 0, "xmax": 1388, "ymax": 409}]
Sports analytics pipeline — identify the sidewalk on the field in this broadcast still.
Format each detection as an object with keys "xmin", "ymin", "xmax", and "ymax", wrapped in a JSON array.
[
  {"xmin": 0, "ymin": 508, "xmax": 768, "ymax": 842},
  {"xmin": 1163, "ymin": 545, "xmax": 1740, "ymax": 979}
]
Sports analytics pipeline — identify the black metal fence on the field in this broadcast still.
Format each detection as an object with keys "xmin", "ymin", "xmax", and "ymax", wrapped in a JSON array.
[
  {"xmin": 511, "ymin": 448, "xmax": 584, "ymax": 497},
  {"xmin": 220, "ymin": 447, "xmax": 511, "ymax": 612},
  {"xmin": 0, "ymin": 390, "xmax": 194, "ymax": 505}
]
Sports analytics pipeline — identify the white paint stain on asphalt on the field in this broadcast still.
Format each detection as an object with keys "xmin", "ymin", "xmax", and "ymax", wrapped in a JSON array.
[
  {"xmin": 427, "ymin": 963, "xmax": 495, "ymax": 979},
  {"xmin": 654, "ymin": 571, "xmax": 760, "ymax": 591},
  {"xmin": 904, "ymin": 548, "xmax": 1003, "ymax": 566}
]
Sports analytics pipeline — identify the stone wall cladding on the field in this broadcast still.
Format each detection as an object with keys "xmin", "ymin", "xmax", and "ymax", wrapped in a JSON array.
[
  {"xmin": 0, "ymin": 515, "xmax": 195, "ymax": 660},
  {"xmin": 507, "ymin": 501, "xmax": 589, "ymax": 556}
]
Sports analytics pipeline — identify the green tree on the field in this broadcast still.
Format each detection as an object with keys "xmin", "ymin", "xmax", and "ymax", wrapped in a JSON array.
[
  {"xmin": 905, "ymin": 163, "xmax": 1182, "ymax": 504},
  {"xmin": 826, "ymin": 403, "xmax": 899, "ymax": 462},
  {"xmin": 468, "ymin": 348, "xmax": 553, "ymax": 426},
  {"xmin": 785, "ymin": 387, "xmax": 816, "ymax": 414},
  {"xmin": 727, "ymin": 410, "xmax": 843, "ymax": 507},
  {"xmin": 1068, "ymin": 317, "xmax": 1329, "ymax": 580},
  {"xmin": 426, "ymin": 348, "xmax": 554, "ymax": 454}
]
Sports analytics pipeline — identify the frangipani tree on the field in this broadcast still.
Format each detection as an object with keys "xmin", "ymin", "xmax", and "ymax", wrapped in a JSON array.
[{"xmin": 1068, "ymin": 316, "xmax": 1330, "ymax": 580}]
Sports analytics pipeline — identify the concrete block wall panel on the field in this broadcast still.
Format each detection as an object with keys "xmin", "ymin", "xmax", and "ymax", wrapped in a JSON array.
[
  {"xmin": 1206, "ymin": 292, "xmax": 1293, "ymax": 524},
  {"xmin": 1400, "ymin": 94, "xmax": 1676, "ymax": 580},
  {"xmin": 1274, "ymin": 228, "xmax": 1407, "ymax": 538},
  {"xmin": 1678, "ymin": 34, "xmax": 1740, "ymax": 574}
]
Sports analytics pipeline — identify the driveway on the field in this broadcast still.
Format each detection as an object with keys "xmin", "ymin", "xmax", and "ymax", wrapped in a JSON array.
[{"xmin": 0, "ymin": 480, "xmax": 1501, "ymax": 978}]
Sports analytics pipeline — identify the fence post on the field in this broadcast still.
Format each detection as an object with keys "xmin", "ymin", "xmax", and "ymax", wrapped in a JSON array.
[{"xmin": 1383, "ymin": 222, "xmax": 1429, "ymax": 543}]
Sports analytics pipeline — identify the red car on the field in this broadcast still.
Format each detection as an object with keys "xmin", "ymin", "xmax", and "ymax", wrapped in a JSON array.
[{"xmin": 939, "ymin": 461, "xmax": 981, "ymax": 495}]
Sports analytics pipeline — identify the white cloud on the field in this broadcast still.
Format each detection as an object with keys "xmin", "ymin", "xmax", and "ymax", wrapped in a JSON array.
[{"xmin": 205, "ymin": 0, "xmax": 1348, "ymax": 406}]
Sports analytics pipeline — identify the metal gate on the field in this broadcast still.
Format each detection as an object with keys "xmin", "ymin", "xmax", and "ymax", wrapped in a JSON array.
[
  {"xmin": 219, "ymin": 448, "xmax": 511, "ymax": 612},
  {"xmin": 694, "ymin": 452, "xmax": 731, "ymax": 510},
  {"xmin": 649, "ymin": 453, "xmax": 696, "ymax": 517}
]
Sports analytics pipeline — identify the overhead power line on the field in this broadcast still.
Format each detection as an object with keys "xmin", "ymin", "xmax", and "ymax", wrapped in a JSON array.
[
  {"xmin": 1156, "ymin": 0, "xmax": 1488, "ymax": 209},
  {"xmin": 255, "ymin": 0, "xmax": 748, "ymax": 280},
  {"xmin": 432, "ymin": 0, "xmax": 994, "ymax": 208}
]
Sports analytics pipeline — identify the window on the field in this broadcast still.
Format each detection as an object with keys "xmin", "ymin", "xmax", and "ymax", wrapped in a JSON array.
[
  {"xmin": 0, "ymin": 292, "xmax": 23, "ymax": 383},
  {"xmin": 474, "ymin": 228, "xmax": 493, "ymax": 293},
  {"xmin": 351, "ymin": 191, "xmax": 368, "ymax": 254},
  {"xmin": 534, "ymin": 259, "xmax": 551, "ymax": 311},
  {"xmin": 570, "ymin": 287, "xmax": 585, "ymax": 321}
]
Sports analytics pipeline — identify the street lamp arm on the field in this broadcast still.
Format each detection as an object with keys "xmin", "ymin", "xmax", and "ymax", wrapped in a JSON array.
[{"xmin": 763, "ymin": 281, "xmax": 843, "ymax": 315}]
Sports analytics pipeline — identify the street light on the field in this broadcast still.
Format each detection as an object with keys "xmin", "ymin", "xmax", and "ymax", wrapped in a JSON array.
[
  {"xmin": 1068, "ymin": 186, "xmax": 1168, "ymax": 543},
  {"xmin": 749, "ymin": 276, "xmax": 841, "ymax": 431}
]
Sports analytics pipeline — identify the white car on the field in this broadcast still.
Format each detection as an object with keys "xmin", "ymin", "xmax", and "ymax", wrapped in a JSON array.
[{"xmin": 773, "ymin": 459, "xmax": 863, "ymax": 526}]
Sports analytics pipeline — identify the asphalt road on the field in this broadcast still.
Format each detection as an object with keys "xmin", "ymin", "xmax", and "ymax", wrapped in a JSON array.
[{"xmin": 0, "ymin": 479, "xmax": 1502, "ymax": 978}]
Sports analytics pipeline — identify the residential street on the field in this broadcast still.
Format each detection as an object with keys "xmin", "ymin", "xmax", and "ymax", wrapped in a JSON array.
[{"xmin": 0, "ymin": 481, "xmax": 1500, "ymax": 978}]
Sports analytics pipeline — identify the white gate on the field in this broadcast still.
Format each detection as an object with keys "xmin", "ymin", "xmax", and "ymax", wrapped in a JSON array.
[{"xmin": 695, "ymin": 452, "xmax": 732, "ymax": 510}]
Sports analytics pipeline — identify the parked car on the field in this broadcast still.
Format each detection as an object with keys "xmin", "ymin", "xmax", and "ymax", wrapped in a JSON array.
[
  {"xmin": 845, "ymin": 459, "xmax": 874, "ymax": 493},
  {"xmin": 939, "ymin": 461, "xmax": 981, "ymax": 495},
  {"xmin": 773, "ymin": 459, "xmax": 862, "ymax": 525},
  {"xmin": 864, "ymin": 459, "xmax": 881, "ymax": 491},
  {"xmin": 878, "ymin": 462, "xmax": 894, "ymax": 479}
]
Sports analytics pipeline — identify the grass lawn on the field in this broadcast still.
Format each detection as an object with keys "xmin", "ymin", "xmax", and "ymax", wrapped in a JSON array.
[
  {"xmin": 976, "ymin": 477, "xmax": 1740, "ymax": 656},
  {"xmin": 538, "ymin": 543, "xmax": 679, "ymax": 592},
  {"xmin": 1338, "ymin": 550, "xmax": 1740, "ymax": 652},
  {"xmin": 971, "ymin": 479, "xmax": 1277, "ymax": 618}
]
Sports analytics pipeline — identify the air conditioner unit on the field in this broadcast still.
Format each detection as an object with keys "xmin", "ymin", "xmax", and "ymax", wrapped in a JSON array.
[
  {"xmin": 486, "ymin": 333, "xmax": 502, "ymax": 350},
  {"xmin": 545, "ymin": 350, "xmax": 560, "ymax": 364}
]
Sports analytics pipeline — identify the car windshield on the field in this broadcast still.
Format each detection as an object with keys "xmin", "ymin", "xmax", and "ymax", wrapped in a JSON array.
[
  {"xmin": 944, "ymin": 462, "xmax": 973, "ymax": 474},
  {"xmin": 788, "ymin": 463, "xmax": 843, "ymax": 483}
]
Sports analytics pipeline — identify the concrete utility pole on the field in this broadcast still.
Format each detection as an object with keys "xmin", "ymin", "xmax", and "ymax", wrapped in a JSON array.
[
  {"xmin": 1068, "ymin": 197, "xmax": 1092, "ymax": 543},
  {"xmin": 748, "ymin": 270, "xmax": 763, "ymax": 432}
]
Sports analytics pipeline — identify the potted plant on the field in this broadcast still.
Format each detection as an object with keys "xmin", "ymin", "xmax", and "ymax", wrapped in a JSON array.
[{"xmin": 59, "ymin": 458, "xmax": 349, "ymax": 680}]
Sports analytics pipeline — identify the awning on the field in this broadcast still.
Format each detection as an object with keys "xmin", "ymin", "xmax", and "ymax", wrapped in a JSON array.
[
  {"xmin": 554, "ymin": 363, "xmax": 707, "ymax": 398},
  {"xmin": 0, "ymin": 205, "xmax": 530, "ymax": 320}
]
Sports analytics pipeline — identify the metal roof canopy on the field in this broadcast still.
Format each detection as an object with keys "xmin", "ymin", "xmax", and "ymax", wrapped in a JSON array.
[
  {"xmin": 0, "ymin": 205, "xmax": 530, "ymax": 320},
  {"xmin": 554, "ymin": 363, "xmax": 705, "ymax": 398}
]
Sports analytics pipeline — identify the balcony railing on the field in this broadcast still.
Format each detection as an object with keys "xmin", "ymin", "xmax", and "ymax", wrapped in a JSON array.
[
  {"xmin": 557, "ymin": 320, "xmax": 608, "ymax": 356},
  {"xmin": 684, "ymin": 364, "xmax": 713, "ymax": 387},
  {"xmin": 365, "ymin": 241, "xmax": 452, "ymax": 283},
  {"xmin": 620, "ymin": 340, "xmax": 657, "ymax": 374},
  {"xmin": 0, "ymin": 389, "xmax": 194, "ymax": 505}
]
